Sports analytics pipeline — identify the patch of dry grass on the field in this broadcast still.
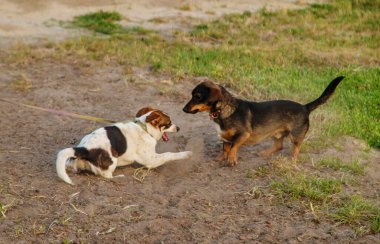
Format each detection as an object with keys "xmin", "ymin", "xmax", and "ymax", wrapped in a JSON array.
[{"xmin": 9, "ymin": 75, "xmax": 32, "ymax": 91}]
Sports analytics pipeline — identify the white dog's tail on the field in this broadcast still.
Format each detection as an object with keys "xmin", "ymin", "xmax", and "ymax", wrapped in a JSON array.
[{"xmin": 56, "ymin": 148, "xmax": 75, "ymax": 185}]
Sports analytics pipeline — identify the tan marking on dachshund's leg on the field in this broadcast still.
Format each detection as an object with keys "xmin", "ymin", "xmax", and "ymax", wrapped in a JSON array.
[
  {"xmin": 228, "ymin": 133, "xmax": 250, "ymax": 166},
  {"xmin": 290, "ymin": 124, "xmax": 308, "ymax": 160},
  {"xmin": 215, "ymin": 142, "xmax": 231, "ymax": 161},
  {"xmin": 260, "ymin": 137, "xmax": 284, "ymax": 157},
  {"xmin": 292, "ymin": 144, "xmax": 301, "ymax": 160}
]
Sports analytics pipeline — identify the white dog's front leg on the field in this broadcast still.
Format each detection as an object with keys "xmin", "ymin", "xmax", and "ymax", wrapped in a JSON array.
[{"xmin": 143, "ymin": 151, "xmax": 193, "ymax": 169}]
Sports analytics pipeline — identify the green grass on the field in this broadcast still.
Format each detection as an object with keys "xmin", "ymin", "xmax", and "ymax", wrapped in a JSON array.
[
  {"xmin": 372, "ymin": 215, "xmax": 380, "ymax": 233},
  {"xmin": 50, "ymin": 0, "xmax": 380, "ymax": 147},
  {"xmin": 271, "ymin": 174, "xmax": 379, "ymax": 234},
  {"xmin": 272, "ymin": 174, "xmax": 343, "ymax": 202},
  {"xmin": 318, "ymin": 157, "xmax": 365, "ymax": 175},
  {"xmin": 0, "ymin": 202, "xmax": 5, "ymax": 218},
  {"xmin": 332, "ymin": 195, "xmax": 380, "ymax": 233},
  {"xmin": 178, "ymin": 4, "xmax": 191, "ymax": 11},
  {"xmin": 71, "ymin": 10, "xmax": 123, "ymax": 34},
  {"xmin": 70, "ymin": 11, "xmax": 153, "ymax": 36}
]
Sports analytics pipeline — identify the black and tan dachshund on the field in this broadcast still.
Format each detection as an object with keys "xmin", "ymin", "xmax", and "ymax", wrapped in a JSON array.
[{"xmin": 183, "ymin": 76, "xmax": 344, "ymax": 166}]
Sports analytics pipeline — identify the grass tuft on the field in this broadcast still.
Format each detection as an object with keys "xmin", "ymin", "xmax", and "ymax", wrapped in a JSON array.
[
  {"xmin": 332, "ymin": 195, "xmax": 380, "ymax": 234},
  {"xmin": 318, "ymin": 157, "xmax": 365, "ymax": 175},
  {"xmin": 0, "ymin": 202, "xmax": 5, "ymax": 218},
  {"xmin": 149, "ymin": 17, "xmax": 166, "ymax": 24},
  {"xmin": 371, "ymin": 215, "xmax": 380, "ymax": 233},
  {"xmin": 72, "ymin": 10, "xmax": 123, "ymax": 34},
  {"xmin": 272, "ymin": 174, "xmax": 342, "ymax": 202},
  {"xmin": 10, "ymin": 74, "xmax": 33, "ymax": 91},
  {"xmin": 178, "ymin": 4, "xmax": 191, "ymax": 11},
  {"xmin": 272, "ymin": 173, "xmax": 379, "ymax": 233}
]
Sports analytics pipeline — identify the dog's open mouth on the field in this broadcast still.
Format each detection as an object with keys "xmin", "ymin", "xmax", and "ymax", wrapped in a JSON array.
[{"xmin": 162, "ymin": 132, "xmax": 169, "ymax": 142}]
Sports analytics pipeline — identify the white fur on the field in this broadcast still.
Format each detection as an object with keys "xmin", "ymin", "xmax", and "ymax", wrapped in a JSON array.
[
  {"xmin": 56, "ymin": 148, "xmax": 75, "ymax": 185},
  {"xmin": 215, "ymin": 123, "xmax": 231, "ymax": 142},
  {"xmin": 215, "ymin": 124, "xmax": 222, "ymax": 140},
  {"xmin": 56, "ymin": 112, "xmax": 192, "ymax": 185}
]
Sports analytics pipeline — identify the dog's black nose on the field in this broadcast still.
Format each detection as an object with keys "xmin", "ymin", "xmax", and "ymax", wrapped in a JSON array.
[
  {"xmin": 182, "ymin": 106, "xmax": 188, "ymax": 113},
  {"xmin": 176, "ymin": 126, "xmax": 180, "ymax": 132}
]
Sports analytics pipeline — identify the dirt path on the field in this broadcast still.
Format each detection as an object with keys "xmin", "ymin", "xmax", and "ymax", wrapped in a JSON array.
[{"xmin": 0, "ymin": 0, "xmax": 315, "ymax": 45}]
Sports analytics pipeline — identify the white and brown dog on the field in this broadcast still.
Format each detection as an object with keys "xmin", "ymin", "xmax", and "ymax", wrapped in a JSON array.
[{"xmin": 56, "ymin": 107, "xmax": 192, "ymax": 185}]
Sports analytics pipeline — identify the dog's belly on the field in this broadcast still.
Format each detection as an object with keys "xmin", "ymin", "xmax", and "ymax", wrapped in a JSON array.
[
  {"xmin": 216, "ymin": 123, "xmax": 288, "ymax": 145},
  {"xmin": 245, "ymin": 127, "xmax": 289, "ymax": 144},
  {"xmin": 215, "ymin": 124, "xmax": 266, "ymax": 144},
  {"xmin": 244, "ymin": 133, "xmax": 267, "ymax": 145}
]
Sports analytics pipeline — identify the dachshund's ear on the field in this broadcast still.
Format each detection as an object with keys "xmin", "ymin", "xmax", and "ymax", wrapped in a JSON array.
[
  {"xmin": 136, "ymin": 107, "xmax": 154, "ymax": 117},
  {"xmin": 208, "ymin": 85, "xmax": 223, "ymax": 102}
]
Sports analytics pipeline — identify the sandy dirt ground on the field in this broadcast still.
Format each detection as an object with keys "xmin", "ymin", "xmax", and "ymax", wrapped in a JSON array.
[
  {"xmin": 0, "ymin": 0, "xmax": 317, "ymax": 45},
  {"xmin": 0, "ymin": 0, "xmax": 379, "ymax": 243}
]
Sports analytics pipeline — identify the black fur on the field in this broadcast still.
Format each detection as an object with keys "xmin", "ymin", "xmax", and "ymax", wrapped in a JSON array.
[
  {"xmin": 74, "ymin": 147, "xmax": 113, "ymax": 170},
  {"xmin": 305, "ymin": 76, "xmax": 344, "ymax": 112},
  {"xmin": 104, "ymin": 126, "xmax": 127, "ymax": 157}
]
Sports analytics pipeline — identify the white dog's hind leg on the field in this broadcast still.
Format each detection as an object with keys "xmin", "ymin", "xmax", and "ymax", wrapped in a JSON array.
[{"xmin": 99, "ymin": 157, "xmax": 122, "ymax": 179}]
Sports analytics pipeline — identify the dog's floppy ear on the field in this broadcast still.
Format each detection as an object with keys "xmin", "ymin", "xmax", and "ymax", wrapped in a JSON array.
[
  {"xmin": 145, "ymin": 111, "xmax": 162, "ymax": 126},
  {"xmin": 136, "ymin": 107, "xmax": 154, "ymax": 117},
  {"xmin": 209, "ymin": 85, "xmax": 223, "ymax": 102}
]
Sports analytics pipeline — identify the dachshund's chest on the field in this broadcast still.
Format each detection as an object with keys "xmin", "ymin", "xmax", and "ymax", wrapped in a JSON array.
[{"xmin": 215, "ymin": 124, "xmax": 237, "ymax": 142}]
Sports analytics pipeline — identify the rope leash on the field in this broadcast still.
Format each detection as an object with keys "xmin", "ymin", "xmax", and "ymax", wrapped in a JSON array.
[{"xmin": 0, "ymin": 98, "xmax": 116, "ymax": 124}]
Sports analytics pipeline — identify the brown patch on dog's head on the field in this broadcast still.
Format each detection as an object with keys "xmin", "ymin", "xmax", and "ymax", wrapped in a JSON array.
[
  {"xmin": 136, "ymin": 107, "xmax": 155, "ymax": 118},
  {"xmin": 145, "ymin": 110, "xmax": 172, "ymax": 129},
  {"xmin": 143, "ymin": 109, "xmax": 177, "ymax": 142},
  {"xmin": 136, "ymin": 107, "xmax": 175, "ymax": 130},
  {"xmin": 183, "ymin": 81, "xmax": 223, "ymax": 114},
  {"xmin": 136, "ymin": 107, "xmax": 178, "ymax": 142}
]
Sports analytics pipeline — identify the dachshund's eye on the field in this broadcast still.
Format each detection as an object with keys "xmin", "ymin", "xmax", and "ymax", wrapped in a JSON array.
[{"xmin": 194, "ymin": 93, "xmax": 201, "ymax": 101}]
